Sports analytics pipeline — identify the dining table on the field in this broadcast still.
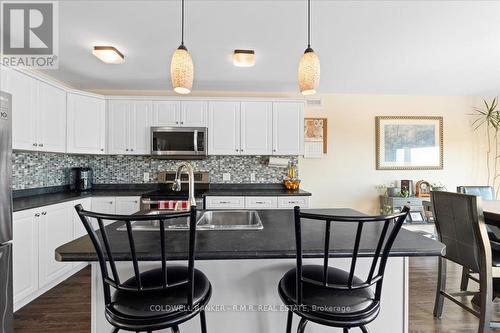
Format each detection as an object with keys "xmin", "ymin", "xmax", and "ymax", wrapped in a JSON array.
[{"xmin": 482, "ymin": 200, "xmax": 500, "ymax": 225}]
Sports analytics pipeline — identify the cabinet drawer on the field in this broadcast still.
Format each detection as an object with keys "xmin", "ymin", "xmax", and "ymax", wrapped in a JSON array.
[
  {"xmin": 244, "ymin": 197, "xmax": 278, "ymax": 209},
  {"xmin": 205, "ymin": 196, "xmax": 245, "ymax": 209},
  {"xmin": 277, "ymin": 196, "xmax": 310, "ymax": 209}
]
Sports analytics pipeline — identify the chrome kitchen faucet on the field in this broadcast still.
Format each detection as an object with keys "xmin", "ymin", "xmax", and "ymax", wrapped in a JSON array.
[{"xmin": 172, "ymin": 162, "xmax": 197, "ymax": 207}]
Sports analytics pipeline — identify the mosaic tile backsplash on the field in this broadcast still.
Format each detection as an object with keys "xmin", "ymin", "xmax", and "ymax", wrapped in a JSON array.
[{"xmin": 12, "ymin": 152, "xmax": 298, "ymax": 190}]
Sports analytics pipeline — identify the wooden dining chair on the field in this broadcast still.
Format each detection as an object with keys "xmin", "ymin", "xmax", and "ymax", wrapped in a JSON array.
[
  {"xmin": 457, "ymin": 186, "xmax": 500, "ymax": 291},
  {"xmin": 432, "ymin": 191, "xmax": 500, "ymax": 333}
]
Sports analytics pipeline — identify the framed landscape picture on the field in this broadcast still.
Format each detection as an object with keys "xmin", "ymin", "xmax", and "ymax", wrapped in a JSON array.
[{"xmin": 375, "ymin": 116, "xmax": 443, "ymax": 170}]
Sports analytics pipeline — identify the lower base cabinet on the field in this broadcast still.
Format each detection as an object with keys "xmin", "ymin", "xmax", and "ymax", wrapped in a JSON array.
[
  {"xmin": 205, "ymin": 196, "xmax": 310, "ymax": 210},
  {"xmin": 13, "ymin": 199, "xmax": 93, "ymax": 311},
  {"xmin": 12, "ymin": 209, "xmax": 39, "ymax": 305},
  {"xmin": 38, "ymin": 202, "xmax": 74, "ymax": 288}
]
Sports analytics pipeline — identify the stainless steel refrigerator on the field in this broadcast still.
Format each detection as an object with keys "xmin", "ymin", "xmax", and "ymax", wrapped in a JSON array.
[{"xmin": 0, "ymin": 91, "xmax": 13, "ymax": 333}]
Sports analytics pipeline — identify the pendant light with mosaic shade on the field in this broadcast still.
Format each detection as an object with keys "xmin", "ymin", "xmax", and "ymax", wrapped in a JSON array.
[
  {"xmin": 171, "ymin": 0, "xmax": 193, "ymax": 94},
  {"xmin": 298, "ymin": 0, "xmax": 320, "ymax": 95}
]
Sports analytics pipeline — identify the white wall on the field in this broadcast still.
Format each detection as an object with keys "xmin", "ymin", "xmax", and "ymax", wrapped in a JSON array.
[{"xmin": 300, "ymin": 94, "xmax": 487, "ymax": 213}]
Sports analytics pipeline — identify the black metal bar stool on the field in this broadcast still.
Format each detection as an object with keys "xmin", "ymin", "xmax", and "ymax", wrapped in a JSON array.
[
  {"xmin": 278, "ymin": 206, "xmax": 409, "ymax": 333},
  {"xmin": 75, "ymin": 205, "xmax": 211, "ymax": 333}
]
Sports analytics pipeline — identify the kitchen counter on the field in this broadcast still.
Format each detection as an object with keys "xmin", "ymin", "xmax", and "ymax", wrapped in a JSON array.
[
  {"xmin": 12, "ymin": 189, "xmax": 153, "ymax": 212},
  {"xmin": 55, "ymin": 208, "xmax": 444, "ymax": 262},
  {"xmin": 13, "ymin": 183, "xmax": 311, "ymax": 212}
]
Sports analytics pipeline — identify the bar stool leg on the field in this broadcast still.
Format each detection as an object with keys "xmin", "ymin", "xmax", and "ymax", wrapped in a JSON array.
[
  {"xmin": 343, "ymin": 328, "xmax": 349, "ymax": 333},
  {"xmin": 171, "ymin": 325, "xmax": 180, "ymax": 333},
  {"xmin": 360, "ymin": 325, "xmax": 369, "ymax": 333},
  {"xmin": 297, "ymin": 318, "xmax": 308, "ymax": 333},
  {"xmin": 200, "ymin": 310, "xmax": 208, "ymax": 333},
  {"xmin": 286, "ymin": 310, "xmax": 293, "ymax": 333}
]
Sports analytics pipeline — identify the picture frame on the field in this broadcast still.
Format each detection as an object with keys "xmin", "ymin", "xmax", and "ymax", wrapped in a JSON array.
[
  {"xmin": 409, "ymin": 211, "xmax": 425, "ymax": 223},
  {"xmin": 375, "ymin": 116, "xmax": 443, "ymax": 170}
]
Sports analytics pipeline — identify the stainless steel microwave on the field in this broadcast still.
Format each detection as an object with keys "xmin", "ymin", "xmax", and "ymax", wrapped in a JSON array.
[{"xmin": 151, "ymin": 127, "xmax": 207, "ymax": 159}]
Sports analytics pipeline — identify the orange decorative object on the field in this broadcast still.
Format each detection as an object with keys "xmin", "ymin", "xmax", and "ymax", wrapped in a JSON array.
[
  {"xmin": 416, "ymin": 180, "xmax": 431, "ymax": 197},
  {"xmin": 284, "ymin": 179, "xmax": 301, "ymax": 190}
]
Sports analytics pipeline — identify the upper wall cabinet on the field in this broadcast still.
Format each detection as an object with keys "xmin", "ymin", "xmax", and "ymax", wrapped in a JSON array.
[
  {"xmin": 108, "ymin": 100, "xmax": 152, "ymax": 155},
  {"xmin": 153, "ymin": 100, "xmax": 208, "ymax": 127},
  {"xmin": 208, "ymin": 100, "xmax": 304, "ymax": 156},
  {"xmin": 240, "ymin": 102, "xmax": 273, "ymax": 155},
  {"xmin": 208, "ymin": 101, "xmax": 241, "ymax": 155},
  {"xmin": 37, "ymin": 81, "xmax": 67, "ymax": 153},
  {"xmin": 273, "ymin": 102, "xmax": 304, "ymax": 155},
  {"xmin": 2, "ymin": 68, "xmax": 66, "ymax": 153},
  {"xmin": 67, "ymin": 93, "xmax": 106, "ymax": 154}
]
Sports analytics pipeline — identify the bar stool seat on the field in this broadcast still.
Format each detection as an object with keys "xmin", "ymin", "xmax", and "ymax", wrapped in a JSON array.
[
  {"xmin": 107, "ymin": 266, "xmax": 211, "ymax": 328},
  {"xmin": 279, "ymin": 265, "xmax": 379, "ymax": 327}
]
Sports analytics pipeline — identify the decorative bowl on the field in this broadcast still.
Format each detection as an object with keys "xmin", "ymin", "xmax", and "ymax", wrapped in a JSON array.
[{"xmin": 284, "ymin": 179, "xmax": 301, "ymax": 190}]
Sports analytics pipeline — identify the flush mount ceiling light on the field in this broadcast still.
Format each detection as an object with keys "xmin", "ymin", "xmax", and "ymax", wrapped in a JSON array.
[
  {"xmin": 298, "ymin": 0, "xmax": 320, "ymax": 95},
  {"xmin": 233, "ymin": 49, "xmax": 256, "ymax": 67},
  {"xmin": 170, "ymin": 0, "xmax": 194, "ymax": 95},
  {"xmin": 92, "ymin": 46, "xmax": 124, "ymax": 64}
]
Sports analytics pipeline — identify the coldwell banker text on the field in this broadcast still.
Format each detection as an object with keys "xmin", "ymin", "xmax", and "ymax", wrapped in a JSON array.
[{"xmin": 1, "ymin": 1, "xmax": 59, "ymax": 69}]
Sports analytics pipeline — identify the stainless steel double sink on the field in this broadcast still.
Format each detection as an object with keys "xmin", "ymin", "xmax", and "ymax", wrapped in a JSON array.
[{"xmin": 117, "ymin": 210, "xmax": 264, "ymax": 231}]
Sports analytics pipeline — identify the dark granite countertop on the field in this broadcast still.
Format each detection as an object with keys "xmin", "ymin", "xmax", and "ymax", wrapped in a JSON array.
[
  {"xmin": 55, "ymin": 208, "xmax": 445, "ymax": 262},
  {"xmin": 13, "ymin": 189, "xmax": 153, "ymax": 212},
  {"xmin": 13, "ymin": 184, "xmax": 311, "ymax": 212}
]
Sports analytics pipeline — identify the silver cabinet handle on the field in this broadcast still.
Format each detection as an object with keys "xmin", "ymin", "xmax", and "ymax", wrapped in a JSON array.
[
  {"xmin": 34, "ymin": 213, "xmax": 40, "ymax": 217},
  {"xmin": 255, "ymin": 201, "xmax": 265, "ymax": 204},
  {"xmin": 176, "ymin": 121, "xmax": 179, "ymax": 124},
  {"xmin": 41, "ymin": 212, "xmax": 47, "ymax": 216},
  {"xmin": 33, "ymin": 143, "xmax": 38, "ymax": 146},
  {"xmin": 100, "ymin": 148, "xmax": 104, "ymax": 152},
  {"xmin": 39, "ymin": 143, "xmax": 44, "ymax": 147},
  {"xmin": 273, "ymin": 149, "xmax": 276, "ymax": 152},
  {"xmin": 109, "ymin": 201, "xmax": 113, "ymax": 204},
  {"xmin": 219, "ymin": 201, "xmax": 230, "ymax": 204},
  {"xmin": 130, "ymin": 149, "xmax": 134, "ymax": 152},
  {"xmin": 180, "ymin": 121, "xmax": 184, "ymax": 125},
  {"xmin": 235, "ymin": 149, "xmax": 238, "ymax": 152},
  {"xmin": 126, "ymin": 149, "xmax": 129, "ymax": 151}
]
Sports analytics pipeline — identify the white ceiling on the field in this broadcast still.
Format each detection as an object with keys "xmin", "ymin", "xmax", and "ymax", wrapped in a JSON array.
[{"xmin": 41, "ymin": 0, "xmax": 500, "ymax": 96}]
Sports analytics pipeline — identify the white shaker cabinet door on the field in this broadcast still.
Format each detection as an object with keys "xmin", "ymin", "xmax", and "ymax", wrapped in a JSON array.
[
  {"xmin": 72, "ymin": 198, "xmax": 92, "ymax": 239},
  {"xmin": 181, "ymin": 101, "xmax": 208, "ymax": 127},
  {"xmin": 115, "ymin": 197, "xmax": 141, "ymax": 215},
  {"xmin": 129, "ymin": 101, "xmax": 152, "ymax": 154},
  {"xmin": 272, "ymin": 102, "xmax": 304, "ymax": 155},
  {"xmin": 12, "ymin": 209, "xmax": 39, "ymax": 305},
  {"xmin": 38, "ymin": 203, "xmax": 74, "ymax": 288},
  {"xmin": 91, "ymin": 197, "xmax": 116, "ymax": 227},
  {"xmin": 208, "ymin": 101, "xmax": 241, "ymax": 155},
  {"xmin": 2, "ymin": 68, "xmax": 38, "ymax": 151},
  {"xmin": 67, "ymin": 93, "xmax": 106, "ymax": 154},
  {"xmin": 108, "ymin": 100, "xmax": 130, "ymax": 154},
  {"xmin": 240, "ymin": 101, "xmax": 273, "ymax": 155},
  {"xmin": 153, "ymin": 101, "xmax": 180, "ymax": 126},
  {"xmin": 37, "ymin": 80, "xmax": 67, "ymax": 153}
]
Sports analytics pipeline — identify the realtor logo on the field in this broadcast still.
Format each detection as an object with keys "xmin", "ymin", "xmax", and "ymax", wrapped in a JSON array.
[{"xmin": 1, "ymin": 1, "xmax": 59, "ymax": 68}]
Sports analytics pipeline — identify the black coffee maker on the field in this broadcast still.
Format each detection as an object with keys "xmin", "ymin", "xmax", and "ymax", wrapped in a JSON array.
[{"xmin": 69, "ymin": 167, "xmax": 93, "ymax": 192}]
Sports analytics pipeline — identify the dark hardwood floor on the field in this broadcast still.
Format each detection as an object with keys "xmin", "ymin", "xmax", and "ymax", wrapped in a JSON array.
[
  {"xmin": 13, "ymin": 259, "xmax": 500, "ymax": 332},
  {"xmin": 14, "ymin": 266, "xmax": 91, "ymax": 333}
]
